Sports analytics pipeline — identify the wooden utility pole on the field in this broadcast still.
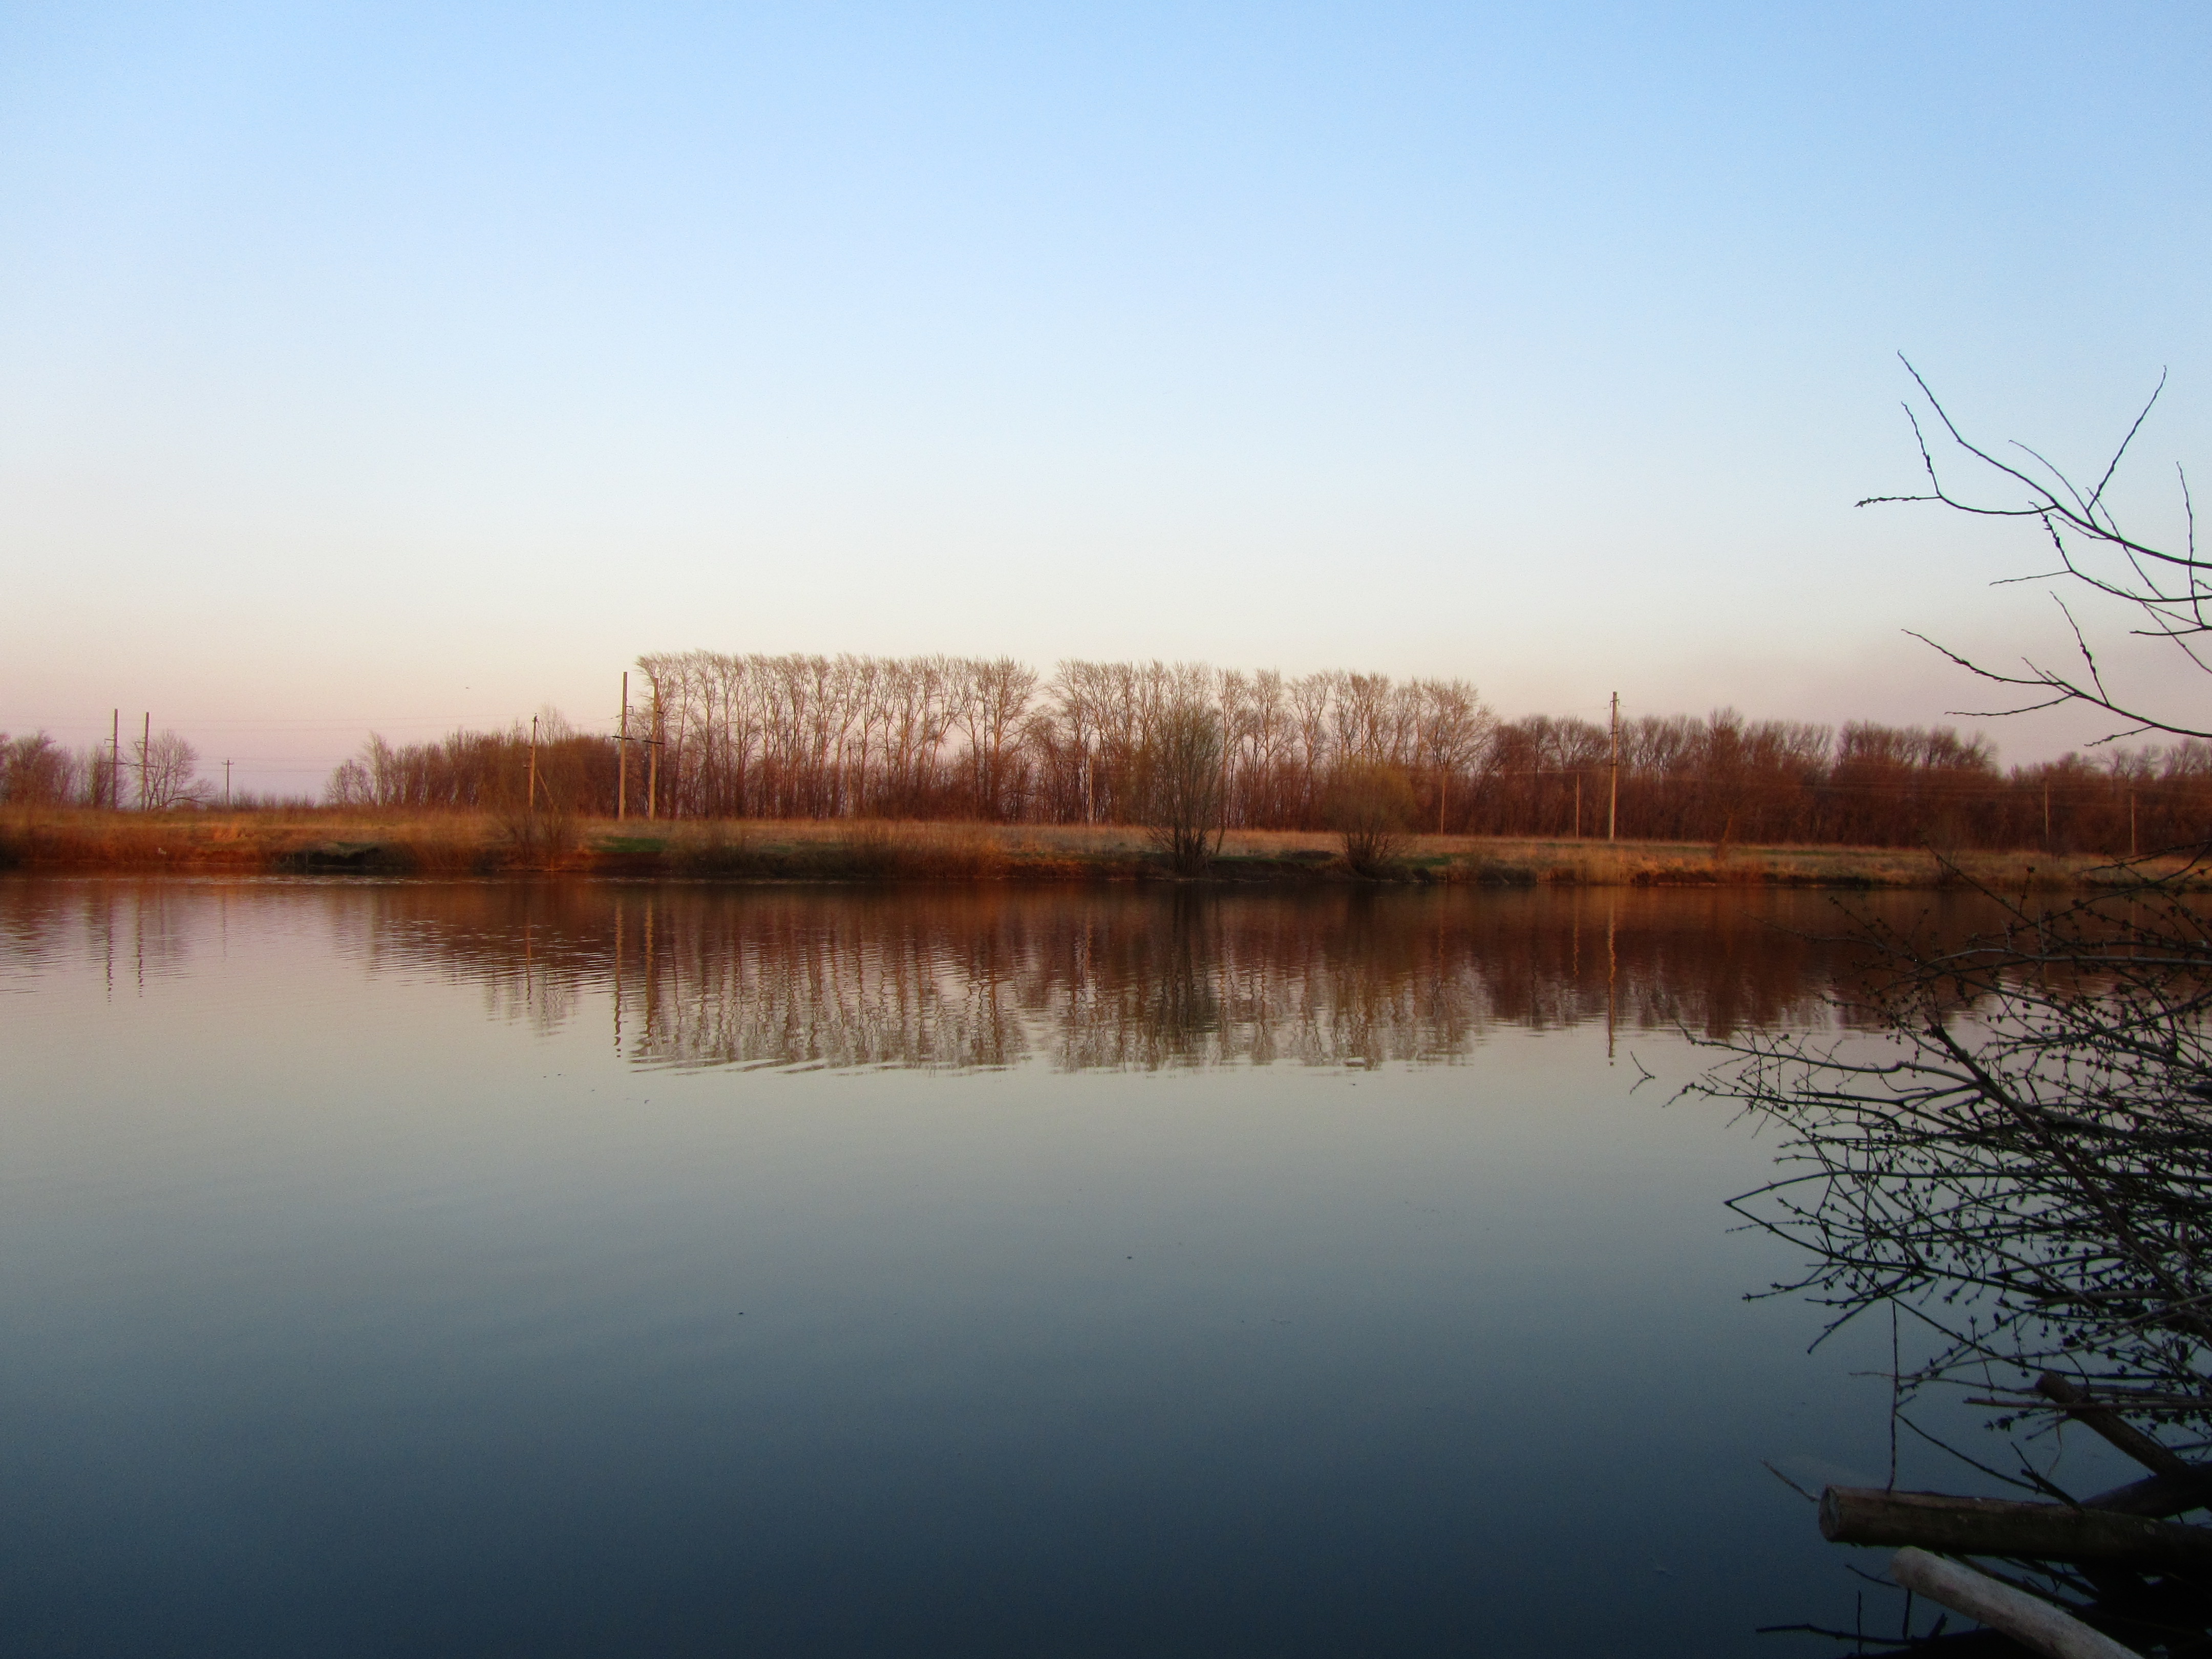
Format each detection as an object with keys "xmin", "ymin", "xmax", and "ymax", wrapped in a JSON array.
[
  {"xmin": 141, "ymin": 712, "xmax": 151, "ymax": 811},
  {"xmin": 2044, "ymin": 780, "xmax": 2052, "ymax": 850},
  {"xmin": 1605, "ymin": 899, "xmax": 1617, "ymax": 1062},
  {"xmin": 1574, "ymin": 772, "xmax": 1582, "ymax": 838},
  {"xmin": 528, "ymin": 715, "xmax": 540, "ymax": 815},
  {"xmin": 618, "ymin": 671, "xmax": 629, "ymax": 821},
  {"xmin": 2130, "ymin": 789, "xmax": 2138, "ymax": 858},
  {"xmin": 110, "ymin": 710, "xmax": 119, "ymax": 810},
  {"xmin": 1607, "ymin": 692, "xmax": 1620, "ymax": 842},
  {"xmin": 647, "ymin": 700, "xmax": 660, "ymax": 820},
  {"xmin": 224, "ymin": 759, "xmax": 232, "ymax": 808}
]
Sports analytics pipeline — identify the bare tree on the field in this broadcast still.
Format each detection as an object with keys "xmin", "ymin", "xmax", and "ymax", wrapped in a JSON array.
[
  {"xmin": 135, "ymin": 729, "xmax": 207, "ymax": 809},
  {"xmin": 1411, "ymin": 679, "xmax": 1490, "ymax": 833},
  {"xmin": 1870, "ymin": 356, "xmax": 2204, "ymax": 747},
  {"xmin": 1136, "ymin": 689, "xmax": 1226, "ymax": 876},
  {"xmin": 952, "ymin": 656, "xmax": 1038, "ymax": 821},
  {"xmin": 1701, "ymin": 372, "xmax": 2212, "ymax": 1642}
]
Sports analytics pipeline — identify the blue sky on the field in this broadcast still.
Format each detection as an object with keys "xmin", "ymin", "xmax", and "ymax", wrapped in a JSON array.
[{"xmin": 4, "ymin": 3, "xmax": 2207, "ymax": 790}]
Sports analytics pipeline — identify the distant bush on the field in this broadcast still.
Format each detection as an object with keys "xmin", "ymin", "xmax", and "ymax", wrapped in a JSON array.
[{"xmin": 1325, "ymin": 762, "xmax": 1417, "ymax": 876}]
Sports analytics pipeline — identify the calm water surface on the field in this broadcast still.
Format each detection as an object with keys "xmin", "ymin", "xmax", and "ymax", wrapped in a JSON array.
[{"xmin": 0, "ymin": 879, "xmax": 2117, "ymax": 1656}]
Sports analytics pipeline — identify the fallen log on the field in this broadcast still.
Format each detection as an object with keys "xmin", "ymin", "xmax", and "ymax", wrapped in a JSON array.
[
  {"xmin": 2037, "ymin": 1373, "xmax": 2205, "ymax": 1486},
  {"xmin": 1821, "ymin": 1486, "xmax": 2212, "ymax": 1570},
  {"xmin": 1888, "ymin": 1547, "xmax": 2141, "ymax": 1659},
  {"xmin": 2083, "ymin": 1470, "xmax": 2212, "ymax": 1520}
]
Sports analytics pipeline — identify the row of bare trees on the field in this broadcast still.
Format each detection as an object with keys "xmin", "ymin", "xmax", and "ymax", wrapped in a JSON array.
[
  {"xmin": 309, "ymin": 650, "xmax": 2207, "ymax": 855},
  {"xmin": 624, "ymin": 652, "xmax": 1494, "ymax": 830},
  {"xmin": 1, "ymin": 729, "xmax": 211, "ymax": 809},
  {"xmin": 11, "ymin": 675, "xmax": 2202, "ymax": 857}
]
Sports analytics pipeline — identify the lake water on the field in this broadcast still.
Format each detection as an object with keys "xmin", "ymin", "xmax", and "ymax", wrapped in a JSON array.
[{"xmin": 0, "ymin": 878, "xmax": 2128, "ymax": 1656}]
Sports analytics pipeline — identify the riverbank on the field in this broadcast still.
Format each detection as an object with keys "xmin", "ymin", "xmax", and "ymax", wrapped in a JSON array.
[{"xmin": 0, "ymin": 807, "xmax": 2189, "ymax": 888}]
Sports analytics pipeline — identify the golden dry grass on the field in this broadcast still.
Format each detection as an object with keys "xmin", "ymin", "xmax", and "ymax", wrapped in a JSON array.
[{"xmin": 0, "ymin": 806, "xmax": 2184, "ymax": 888}]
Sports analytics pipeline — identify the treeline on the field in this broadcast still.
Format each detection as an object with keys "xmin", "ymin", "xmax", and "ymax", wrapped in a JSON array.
[
  {"xmin": 630, "ymin": 653, "xmax": 1487, "ymax": 827},
  {"xmin": 0, "ymin": 728, "xmax": 237, "ymax": 810},
  {"xmin": 323, "ymin": 719, "xmax": 618, "ymax": 816},
  {"xmin": 298, "ymin": 650, "xmax": 2212, "ymax": 856}
]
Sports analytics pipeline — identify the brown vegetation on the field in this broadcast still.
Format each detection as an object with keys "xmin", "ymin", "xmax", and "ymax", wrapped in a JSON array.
[
  {"xmin": 1, "ymin": 727, "xmax": 224, "ymax": 810},
  {"xmin": 1, "ymin": 805, "xmax": 2194, "ymax": 889},
  {"xmin": 16, "ymin": 657, "xmax": 2205, "ymax": 861},
  {"xmin": 1325, "ymin": 761, "xmax": 1418, "ymax": 875},
  {"xmin": 268, "ymin": 653, "xmax": 2212, "ymax": 858}
]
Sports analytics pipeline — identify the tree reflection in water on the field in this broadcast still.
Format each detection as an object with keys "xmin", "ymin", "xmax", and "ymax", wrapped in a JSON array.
[{"xmin": 250, "ymin": 882, "xmax": 2030, "ymax": 1072}]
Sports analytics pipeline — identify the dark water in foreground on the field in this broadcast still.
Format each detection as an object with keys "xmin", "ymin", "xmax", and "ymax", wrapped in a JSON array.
[{"xmin": 0, "ymin": 880, "xmax": 2137, "ymax": 1656}]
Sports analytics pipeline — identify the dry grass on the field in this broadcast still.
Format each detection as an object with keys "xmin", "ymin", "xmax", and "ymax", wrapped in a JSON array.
[{"xmin": 0, "ymin": 806, "xmax": 2186, "ymax": 889}]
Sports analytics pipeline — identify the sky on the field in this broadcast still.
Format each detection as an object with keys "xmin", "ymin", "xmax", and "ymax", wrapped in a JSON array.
[{"xmin": 3, "ymin": 2, "xmax": 2208, "ymax": 795}]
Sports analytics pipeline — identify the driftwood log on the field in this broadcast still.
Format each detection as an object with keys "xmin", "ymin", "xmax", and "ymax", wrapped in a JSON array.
[
  {"xmin": 1820, "ymin": 1487, "xmax": 2212, "ymax": 1571},
  {"xmin": 2082, "ymin": 1470, "xmax": 2212, "ymax": 1520},
  {"xmin": 2035, "ymin": 1380, "xmax": 2212, "ymax": 1495},
  {"xmin": 1888, "ymin": 1548, "xmax": 2142, "ymax": 1659}
]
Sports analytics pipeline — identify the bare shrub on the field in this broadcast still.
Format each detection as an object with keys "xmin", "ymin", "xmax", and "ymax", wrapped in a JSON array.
[
  {"xmin": 1, "ymin": 733, "xmax": 78, "ymax": 805},
  {"xmin": 1325, "ymin": 761, "xmax": 1417, "ymax": 875},
  {"xmin": 1135, "ymin": 701, "xmax": 1225, "ymax": 876}
]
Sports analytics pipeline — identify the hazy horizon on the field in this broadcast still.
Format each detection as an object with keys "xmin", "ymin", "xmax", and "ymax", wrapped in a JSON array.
[{"xmin": 5, "ymin": 4, "xmax": 2208, "ymax": 793}]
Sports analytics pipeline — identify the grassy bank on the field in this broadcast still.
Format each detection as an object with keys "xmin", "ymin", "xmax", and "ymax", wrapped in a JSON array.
[{"xmin": 0, "ymin": 807, "xmax": 2191, "ymax": 889}]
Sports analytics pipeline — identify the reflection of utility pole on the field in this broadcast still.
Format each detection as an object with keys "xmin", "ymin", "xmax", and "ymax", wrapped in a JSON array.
[
  {"xmin": 529, "ymin": 716, "xmax": 540, "ymax": 815},
  {"xmin": 618, "ymin": 671, "xmax": 630, "ymax": 821},
  {"xmin": 1606, "ymin": 895, "xmax": 1618, "ymax": 1062},
  {"xmin": 1607, "ymin": 693, "xmax": 1620, "ymax": 842}
]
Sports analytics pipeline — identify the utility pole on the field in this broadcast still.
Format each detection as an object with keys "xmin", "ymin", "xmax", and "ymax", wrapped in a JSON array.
[
  {"xmin": 2044, "ymin": 781, "xmax": 2051, "ymax": 852},
  {"xmin": 110, "ymin": 710, "xmax": 120, "ymax": 810},
  {"xmin": 141, "ymin": 712, "xmax": 151, "ymax": 811},
  {"xmin": 1575, "ymin": 772, "xmax": 1582, "ymax": 839},
  {"xmin": 224, "ymin": 759, "xmax": 232, "ymax": 809},
  {"xmin": 528, "ymin": 715, "xmax": 540, "ymax": 815},
  {"xmin": 2130, "ymin": 789, "xmax": 2138, "ymax": 858},
  {"xmin": 1607, "ymin": 692, "xmax": 1620, "ymax": 842},
  {"xmin": 617, "ymin": 671, "xmax": 629, "ymax": 822}
]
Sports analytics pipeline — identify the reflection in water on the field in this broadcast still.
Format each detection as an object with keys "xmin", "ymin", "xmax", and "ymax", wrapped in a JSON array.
[
  {"xmin": 0, "ymin": 877, "xmax": 202, "ymax": 998},
  {"xmin": 0, "ymin": 873, "xmax": 1984, "ymax": 1657},
  {"xmin": 4, "ymin": 879, "xmax": 2013, "ymax": 1068}
]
